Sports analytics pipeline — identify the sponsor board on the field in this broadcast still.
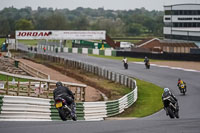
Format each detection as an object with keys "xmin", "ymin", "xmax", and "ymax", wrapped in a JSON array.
[{"xmin": 16, "ymin": 30, "xmax": 106, "ymax": 40}]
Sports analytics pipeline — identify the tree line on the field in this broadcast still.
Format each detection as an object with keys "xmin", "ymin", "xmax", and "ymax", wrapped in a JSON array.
[{"xmin": 0, "ymin": 6, "xmax": 164, "ymax": 37}]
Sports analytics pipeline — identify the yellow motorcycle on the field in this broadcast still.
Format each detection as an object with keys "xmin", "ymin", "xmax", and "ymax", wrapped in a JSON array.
[{"xmin": 178, "ymin": 83, "xmax": 186, "ymax": 95}]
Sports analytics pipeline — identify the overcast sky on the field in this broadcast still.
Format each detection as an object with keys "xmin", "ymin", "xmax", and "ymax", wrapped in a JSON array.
[{"xmin": 1, "ymin": 0, "xmax": 200, "ymax": 11}]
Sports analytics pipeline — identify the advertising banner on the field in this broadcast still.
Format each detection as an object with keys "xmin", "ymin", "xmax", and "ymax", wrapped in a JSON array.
[{"xmin": 16, "ymin": 30, "xmax": 106, "ymax": 40}]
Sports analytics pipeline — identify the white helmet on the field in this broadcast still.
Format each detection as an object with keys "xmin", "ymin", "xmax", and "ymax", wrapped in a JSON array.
[{"xmin": 164, "ymin": 88, "xmax": 169, "ymax": 92}]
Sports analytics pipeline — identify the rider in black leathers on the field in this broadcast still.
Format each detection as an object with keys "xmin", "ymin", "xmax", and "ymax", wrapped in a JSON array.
[
  {"xmin": 162, "ymin": 88, "xmax": 179, "ymax": 115},
  {"xmin": 53, "ymin": 82, "xmax": 76, "ymax": 120},
  {"xmin": 144, "ymin": 56, "xmax": 150, "ymax": 68},
  {"xmin": 144, "ymin": 56, "xmax": 149, "ymax": 64}
]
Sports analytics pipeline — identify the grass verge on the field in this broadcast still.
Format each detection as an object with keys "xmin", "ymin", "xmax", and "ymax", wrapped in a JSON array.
[
  {"xmin": 0, "ymin": 74, "xmax": 29, "ymax": 82},
  {"xmin": 117, "ymin": 78, "xmax": 163, "ymax": 117},
  {"xmin": 0, "ymin": 38, "xmax": 5, "ymax": 48}
]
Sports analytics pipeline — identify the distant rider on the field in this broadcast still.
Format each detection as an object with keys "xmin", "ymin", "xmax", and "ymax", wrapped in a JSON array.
[
  {"xmin": 177, "ymin": 78, "xmax": 186, "ymax": 90},
  {"xmin": 162, "ymin": 88, "xmax": 179, "ymax": 116},
  {"xmin": 144, "ymin": 56, "xmax": 149, "ymax": 65},
  {"xmin": 122, "ymin": 57, "xmax": 128, "ymax": 69},
  {"xmin": 122, "ymin": 57, "xmax": 128, "ymax": 64},
  {"xmin": 53, "ymin": 82, "xmax": 76, "ymax": 120}
]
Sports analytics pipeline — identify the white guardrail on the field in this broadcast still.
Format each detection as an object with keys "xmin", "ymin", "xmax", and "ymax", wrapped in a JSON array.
[{"xmin": 0, "ymin": 85, "xmax": 137, "ymax": 121}]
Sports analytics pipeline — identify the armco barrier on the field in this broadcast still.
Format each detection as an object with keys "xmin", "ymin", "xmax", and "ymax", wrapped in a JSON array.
[
  {"xmin": 0, "ymin": 84, "xmax": 136, "ymax": 121},
  {"xmin": 0, "ymin": 95, "xmax": 84, "ymax": 121},
  {"xmin": 0, "ymin": 95, "xmax": 53, "ymax": 121}
]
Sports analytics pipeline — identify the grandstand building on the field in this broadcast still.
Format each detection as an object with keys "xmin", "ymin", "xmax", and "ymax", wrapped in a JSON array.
[{"xmin": 163, "ymin": 3, "xmax": 200, "ymax": 43}]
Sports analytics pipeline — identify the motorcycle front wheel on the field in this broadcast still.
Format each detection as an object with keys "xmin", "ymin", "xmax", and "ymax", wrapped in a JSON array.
[
  {"xmin": 167, "ymin": 107, "xmax": 175, "ymax": 119},
  {"xmin": 175, "ymin": 111, "xmax": 179, "ymax": 119}
]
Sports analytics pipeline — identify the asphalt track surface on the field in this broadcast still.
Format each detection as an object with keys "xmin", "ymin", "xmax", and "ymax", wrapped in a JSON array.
[{"xmin": 1, "ymin": 44, "xmax": 200, "ymax": 133}]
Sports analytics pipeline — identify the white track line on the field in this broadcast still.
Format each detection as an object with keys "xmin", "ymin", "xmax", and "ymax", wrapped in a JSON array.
[{"xmin": 133, "ymin": 62, "xmax": 200, "ymax": 73}]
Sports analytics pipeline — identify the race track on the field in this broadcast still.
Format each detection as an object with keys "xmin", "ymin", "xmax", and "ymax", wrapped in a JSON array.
[{"xmin": 1, "ymin": 44, "xmax": 199, "ymax": 133}]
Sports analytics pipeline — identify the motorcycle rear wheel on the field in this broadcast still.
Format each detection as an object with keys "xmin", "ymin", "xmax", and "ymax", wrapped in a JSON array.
[
  {"xmin": 126, "ymin": 64, "xmax": 128, "ymax": 69},
  {"xmin": 58, "ymin": 108, "xmax": 67, "ymax": 121}
]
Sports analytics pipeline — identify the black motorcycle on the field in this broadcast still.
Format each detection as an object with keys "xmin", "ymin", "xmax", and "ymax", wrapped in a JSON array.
[
  {"xmin": 145, "ymin": 62, "xmax": 150, "ymax": 69},
  {"xmin": 178, "ymin": 83, "xmax": 187, "ymax": 95},
  {"xmin": 163, "ymin": 95, "xmax": 179, "ymax": 119},
  {"xmin": 55, "ymin": 96, "xmax": 77, "ymax": 121},
  {"xmin": 124, "ymin": 62, "xmax": 128, "ymax": 69}
]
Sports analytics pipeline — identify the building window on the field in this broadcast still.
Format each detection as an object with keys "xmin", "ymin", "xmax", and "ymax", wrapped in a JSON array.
[
  {"xmin": 192, "ymin": 23, "xmax": 196, "ymax": 27},
  {"xmin": 188, "ymin": 10, "xmax": 192, "ymax": 15},
  {"xmin": 172, "ymin": 22, "xmax": 200, "ymax": 27},
  {"xmin": 179, "ymin": 10, "xmax": 183, "ymax": 15},
  {"xmin": 165, "ymin": 10, "xmax": 172, "ymax": 15},
  {"xmin": 184, "ymin": 23, "xmax": 187, "ymax": 27},
  {"xmin": 165, "ymin": 35, "xmax": 200, "ymax": 41},
  {"xmin": 173, "ymin": 10, "xmax": 179, "ymax": 15},
  {"xmin": 172, "ymin": 10, "xmax": 200, "ymax": 15},
  {"xmin": 173, "ymin": 23, "xmax": 178, "ymax": 27}
]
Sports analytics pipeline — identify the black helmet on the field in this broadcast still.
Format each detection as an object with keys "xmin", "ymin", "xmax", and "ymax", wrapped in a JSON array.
[{"xmin": 56, "ymin": 82, "xmax": 63, "ymax": 87}]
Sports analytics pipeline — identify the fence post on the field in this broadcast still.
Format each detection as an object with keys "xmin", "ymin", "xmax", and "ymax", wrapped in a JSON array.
[
  {"xmin": 82, "ymin": 87, "xmax": 85, "ymax": 102},
  {"xmin": 17, "ymin": 79, "xmax": 20, "ymax": 96},
  {"xmin": 38, "ymin": 81, "xmax": 41, "ymax": 98},
  {"xmin": 6, "ymin": 75, "xmax": 8, "ymax": 95},
  {"xmin": 28, "ymin": 80, "xmax": 31, "ymax": 96},
  {"xmin": 47, "ymin": 82, "xmax": 50, "ymax": 98}
]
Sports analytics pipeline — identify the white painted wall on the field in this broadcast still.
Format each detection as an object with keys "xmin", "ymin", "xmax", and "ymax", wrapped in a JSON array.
[
  {"xmin": 51, "ymin": 46, "xmax": 54, "ymax": 51},
  {"xmin": 92, "ymin": 49, "xmax": 99, "ymax": 55},
  {"xmin": 104, "ymin": 49, "xmax": 112, "ymax": 56},
  {"xmin": 58, "ymin": 47, "xmax": 61, "ymax": 52},
  {"xmin": 72, "ymin": 48, "xmax": 78, "ymax": 53},
  {"xmin": 82, "ymin": 48, "xmax": 88, "ymax": 54},
  {"xmin": 64, "ymin": 47, "xmax": 68, "ymax": 53}
]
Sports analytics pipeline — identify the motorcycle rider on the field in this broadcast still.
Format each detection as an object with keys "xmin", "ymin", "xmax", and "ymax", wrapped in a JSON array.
[
  {"xmin": 144, "ymin": 56, "xmax": 150, "ymax": 68},
  {"xmin": 122, "ymin": 57, "xmax": 128, "ymax": 69},
  {"xmin": 53, "ymin": 81, "xmax": 76, "ymax": 120},
  {"xmin": 162, "ymin": 88, "xmax": 179, "ymax": 116},
  {"xmin": 177, "ymin": 78, "xmax": 187, "ymax": 91}
]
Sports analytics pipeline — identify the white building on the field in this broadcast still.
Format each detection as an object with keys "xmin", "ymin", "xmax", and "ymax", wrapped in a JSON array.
[{"xmin": 163, "ymin": 4, "xmax": 200, "ymax": 43}]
